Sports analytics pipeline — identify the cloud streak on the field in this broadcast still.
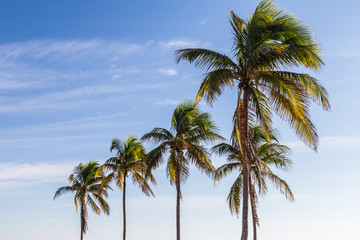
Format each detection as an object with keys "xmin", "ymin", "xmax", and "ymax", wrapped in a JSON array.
[
  {"xmin": 158, "ymin": 68, "xmax": 178, "ymax": 76},
  {"xmin": 0, "ymin": 38, "xmax": 206, "ymax": 113},
  {"xmin": 0, "ymin": 162, "xmax": 74, "ymax": 189},
  {"xmin": 286, "ymin": 136, "xmax": 360, "ymax": 152}
]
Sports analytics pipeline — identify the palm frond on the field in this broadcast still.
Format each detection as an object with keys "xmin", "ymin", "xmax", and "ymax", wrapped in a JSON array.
[
  {"xmin": 53, "ymin": 186, "xmax": 73, "ymax": 200},
  {"xmin": 175, "ymin": 48, "xmax": 239, "ymax": 72},
  {"xmin": 195, "ymin": 69, "xmax": 236, "ymax": 105},
  {"xmin": 227, "ymin": 175, "xmax": 243, "ymax": 216},
  {"xmin": 131, "ymin": 172, "xmax": 155, "ymax": 197}
]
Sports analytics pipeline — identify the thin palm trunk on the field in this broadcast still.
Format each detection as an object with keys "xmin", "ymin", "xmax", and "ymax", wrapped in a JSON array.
[
  {"xmin": 123, "ymin": 174, "xmax": 127, "ymax": 240},
  {"xmin": 239, "ymin": 89, "xmax": 250, "ymax": 240},
  {"xmin": 241, "ymin": 167, "xmax": 249, "ymax": 240},
  {"xmin": 176, "ymin": 162, "xmax": 181, "ymax": 240},
  {"xmin": 249, "ymin": 180, "xmax": 258, "ymax": 240},
  {"xmin": 80, "ymin": 203, "xmax": 86, "ymax": 240},
  {"xmin": 252, "ymin": 211, "xmax": 257, "ymax": 240}
]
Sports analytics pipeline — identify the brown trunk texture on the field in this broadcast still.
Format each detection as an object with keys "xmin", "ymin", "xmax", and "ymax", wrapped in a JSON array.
[
  {"xmin": 240, "ymin": 89, "xmax": 250, "ymax": 240},
  {"xmin": 241, "ymin": 167, "xmax": 249, "ymax": 240},
  {"xmin": 176, "ymin": 160, "xmax": 181, "ymax": 240},
  {"xmin": 123, "ymin": 174, "xmax": 127, "ymax": 240}
]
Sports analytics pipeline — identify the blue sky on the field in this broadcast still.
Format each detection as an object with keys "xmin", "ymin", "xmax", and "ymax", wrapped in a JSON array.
[{"xmin": 0, "ymin": 0, "xmax": 359, "ymax": 239}]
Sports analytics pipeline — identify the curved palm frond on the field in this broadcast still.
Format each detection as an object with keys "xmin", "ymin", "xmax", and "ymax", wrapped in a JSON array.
[
  {"xmin": 175, "ymin": 48, "xmax": 239, "ymax": 72},
  {"xmin": 227, "ymin": 175, "xmax": 243, "ymax": 216}
]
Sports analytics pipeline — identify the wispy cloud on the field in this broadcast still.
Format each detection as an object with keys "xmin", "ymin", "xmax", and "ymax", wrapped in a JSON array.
[
  {"xmin": 0, "ymin": 114, "xmax": 124, "ymax": 140},
  {"xmin": 155, "ymin": 99, "xmax": 180, "ymax": 105},
  {"xmin": 0, "ymin": 39, "xmax": 140, "ymax": 62},
  {"xmin": 0, "ymin": 162, "xmax": 74, "ymax": 189},
  {"xmin": 0, "ymin": 39, "xmax": 206, "ymax": 114},
  {"xmin": 198, "ymin": 19, "xmax": 208, "ymax": 26},
  {"xmin": 286, "ymin": 136, "xmax": 360, "ymax": 152},
  {"xmin": 0, "ymin": 83, "xmax": 165, "ymax": 113},
  {"xmin": 157, "ymin": 68, "xmax": 178, "ymax": 76},
  {"xmin": 159, "ymin": 39, "xmax": 207, "ymax": 49}
]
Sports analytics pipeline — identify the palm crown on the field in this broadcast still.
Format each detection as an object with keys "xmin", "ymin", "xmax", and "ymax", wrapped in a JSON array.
[
  {"xmin": 175, "ymin": 1, "xmax": 329, "ymax": 239},
  {"xmin": 98, "ymin": 136, "xmax": 156, "ymax": 240},
  {"xmin": 141, "ymin": 100, "xmax": 224, "ymax": 240},
  {"xmin": 142, "ymin": 100, "xmax": 224, "ymax": 184},
  {"xmin": 54, "ymin": 161, "xmax": 111, "ymax": 240},
  {"xmin": 176, "ymin": 0, "xmax": 330, "ymax": 151},
  {"xmin": 213, "ymin": 125, "xmax": 294, "ymax": 240}
]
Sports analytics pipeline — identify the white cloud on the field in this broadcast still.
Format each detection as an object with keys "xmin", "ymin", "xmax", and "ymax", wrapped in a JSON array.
[
  {"xmin": 159, "ymin": 39, "xmax": 206, "ymax": 49},
  {"xmin": 286, "ymin": 136, "xmax": 360, "ymax": 152},
  {"xmin": 0, "ymin": 39, "xmax": 142, "ymax": 91},
  {"xmin": 0, "ymin": 39, "xmax": 140, "ymax": 62},
  {"xmin": 0, "ymin": 38, "xmax": 205, "ymax": 114},
  {"xmin": 0, "ymin": 83, "xmax": 165, "ymax": 113},
  {"xmin": 155, "ymin": 99, "xmax": 180, "ymax": 105},
  {"xmin": 0, "ymin": 162, "xmax": 74, "ymax": 189},
  {"xmin": 158, "ymin": 68, "xmax": 178, "ymax": 76},
  {"xmin": 0, "ymin": 114, "xmax": 123, "ymax": 137},
  {"xmin": 198, "ymin": 19, "xmax": 208, "ymax": 26}
]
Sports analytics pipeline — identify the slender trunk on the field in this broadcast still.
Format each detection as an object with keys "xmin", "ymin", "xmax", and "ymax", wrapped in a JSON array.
[
  {"xmin": 239, "ymin": 89, "xmax": 250, "ymax": 240},
  {"xmin": 252, "ymin": 214, "xmax": 257, "ymax": 240},
  {"xmin": 80, "ymin": 209, "xmax": 84, "ymax": 240},
  {"xmin": 251, "ymin": 196, "xmax": 257, "ymax": 240},
  {"xmin": 123, "ymin": 173, "xmax": 127, "ymax": 240},
  {"xmin": 249, "ymin": 180, "xmax": 258, "ymax": 240},
  {"xmin": 80, "ymin": 203, "xmax": 86, "ymax": 240},
  {"xmin": 176, "ymin": 163, "xmax": 181, "ymax": 240},
  {"xmin": 241, "ymin": 167, "xmax": 249, "ymax": 240}
]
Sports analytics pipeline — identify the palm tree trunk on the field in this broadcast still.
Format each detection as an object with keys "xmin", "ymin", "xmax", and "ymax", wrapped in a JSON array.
[
  {"xmin": 239, "ymin": 88, "xmax": 251, "ymax": 240},
  {"xmin": 241, "ymin": 167, "xmax": 249, "ymax": 240},
  {"xmin": 176, "ymin": 163, "xmax": 181, "ymax": 240},
  {"xmin": 250, "ymin": 194, "xmax": 257, "ymax": 240},
  {"xmin": 252, "ymin": 213, "xmax": 257, "ymax": 240},
  {"xmin": 123, "ymin": 174, "xmax": 127, "ymax": 240},
  {"xmin": 80, "ymin": 204, "xmax": 86, "ymax": 240},
  {"xmin": 80, "ymin": 211, "xmax": 84, "ymax": 240}
]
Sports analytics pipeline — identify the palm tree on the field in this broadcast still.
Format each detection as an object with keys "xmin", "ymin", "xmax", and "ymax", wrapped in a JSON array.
[
  {"xmin": 97, "ymin": 136, "xmax": 156, "ymax": 240},
  {"xmin": 54, "ymin": 161, "xmax": 111, "ymax": 240},
  {"xmin": 141, "ymin": 100, "xmax": 224, "ymax": 240},
  {"xmin": 175, "ymin": 1, "xmax": 330, "ymax": 239},
  {"xmin": 213, "ymin": 125, "xmax": 294, "ymax": 240}
]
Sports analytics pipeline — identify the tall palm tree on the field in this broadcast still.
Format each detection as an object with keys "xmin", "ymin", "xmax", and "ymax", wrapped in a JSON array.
[
  {"xmin": 97, "ymin": 136, "xmax": 156, "ymax": 240},
  {"xmin": 175, "ymin": 1, "xmax": 330, "ymax": 239},
  {"xmin": 54, "ymin": 161, "xmax": 111, "ymax": 240},
  {"xmin": 213, "ymin": 125, "xmax": 294, "ymax": 240},
  {"xmin": 141, "ymin": 100, "xmax": 224, "ymax": 240}
]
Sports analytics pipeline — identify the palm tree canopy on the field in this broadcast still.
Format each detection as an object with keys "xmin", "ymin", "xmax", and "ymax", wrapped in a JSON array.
[
  {"xmin": 98, "ymin": 136, "xmax": 156, "ymax": 197},
  {"xmin": 212, "ymin": 125, "xmax": 294, "ymax": 216},
  {"xmin": 141, "ymin": 100, "xmax": 224, "ymax": 185},
  {"xmin": 175, "ymin": 0, "xmax": 330, "ymax": 151},
  {"xmin": 54, "ymin": 161, "xmax": 111, "ymax": 234}
]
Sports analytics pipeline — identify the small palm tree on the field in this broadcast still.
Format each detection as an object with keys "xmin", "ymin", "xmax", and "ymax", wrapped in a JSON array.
[
  {"xmin": 213, "ymin": 125, "xmax": 294, "ymax": 240},
  {"xmin": 97, "ymin": 136, "xmax": 156, "ymax": 240},
  {"xmin": 54, "ymin": 161, "xmax": 111, "ymax": 240},
  {"xmin": 175, "ymin": 1, "xmax": 330, "ymax": 239},
  {"xmin": 141, "ymin": 100, "xmax": 224, "ymax": 240}
]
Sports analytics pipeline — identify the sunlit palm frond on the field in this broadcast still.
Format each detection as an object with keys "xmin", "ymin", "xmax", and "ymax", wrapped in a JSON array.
[
  {"xmin": 227, "ymin": 175, "xmax": 243, "ymax": 216},
  {"xmin": 53, "ymin": 186, "xmax": 73, "ymax": 200},
  {"xmin": 175, "ymin": 48, "xmax": 239, "ymax": 72},
  {"xmin": 141, "ymin": 128, "xmax": 173, "ymax": 143},
  {"xmin": 186, "ymin": 144, "xmax": 214, "ymax": 176},
  {"xmin": 195, "ymin": 69, "xmax": 236, "ymax": 105},
  {"xmin": 131, "ymin": 172, "xmax": 155, "ymax": 197},
  {"xmin": 87, "ymin": 194, "xmax": 101, "ymax": 215},
  {"xmin": 214, "ymin": 162, "xmax": 241, "ymax": 182}
]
